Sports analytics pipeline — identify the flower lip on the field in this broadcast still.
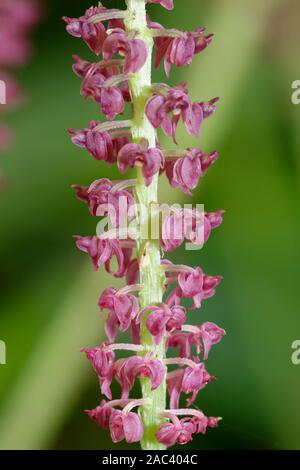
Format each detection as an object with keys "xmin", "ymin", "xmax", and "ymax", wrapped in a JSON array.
[
  {"xmin": 115, "ymin": 354, "xmax": 165, "ymax": 399},
  {"xmin": 102, "ymin": 29, "xmax": 148, "ymax": 74},
  {"xmin": 117, "ymin": 142, "xmax": 164, "ymax": 186},
  {"xmin": 109, "ymin": 410, "xmax": 143, "ymax": 444},
  {"xmin": 98, "ymin": 287, "xmax": 139, "ymax": 342}
]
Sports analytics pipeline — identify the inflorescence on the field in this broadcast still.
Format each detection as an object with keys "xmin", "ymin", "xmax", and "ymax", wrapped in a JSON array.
[{"xmin": 65, "ymin": 0, "xmax": 225, "ymax": 449}]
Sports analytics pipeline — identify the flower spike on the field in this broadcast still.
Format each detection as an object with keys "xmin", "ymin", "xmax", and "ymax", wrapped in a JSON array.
[{"xmin": 66, "ymin": 0, "xmax": 225, "ymax": 450}]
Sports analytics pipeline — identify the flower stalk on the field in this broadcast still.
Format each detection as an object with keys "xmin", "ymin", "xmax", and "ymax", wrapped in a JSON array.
[{"xmin": 124, "ymin": 0, "xmax": 167, "ymax": 450}]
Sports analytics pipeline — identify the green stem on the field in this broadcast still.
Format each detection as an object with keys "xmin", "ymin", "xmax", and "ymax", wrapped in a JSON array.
[{"xmin": 125, "ymin": 0, "xmax": 166, "ymax": 451}]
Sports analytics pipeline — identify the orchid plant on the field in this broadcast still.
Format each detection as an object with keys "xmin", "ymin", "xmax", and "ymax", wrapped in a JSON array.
[{"xmin": 65, "ymin": 0, "xmax": 225, "ymax": 450}]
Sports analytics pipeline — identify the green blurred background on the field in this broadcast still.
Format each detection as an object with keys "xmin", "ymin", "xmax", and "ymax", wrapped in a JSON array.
[{"xmin": 0, "ymin": 0, "xmax": 300, "ymax": 450}]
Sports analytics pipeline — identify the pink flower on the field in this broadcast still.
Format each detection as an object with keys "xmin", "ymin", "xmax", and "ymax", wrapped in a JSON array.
[
  {"xmin": 145, "ymin": 304, "xmax": 186, "ymax": 345},
  {"xmin": 165, "ymin": 149, "xmax": 218, "ymax": 195},
  {"xmin": 73, "ymin": 178, "xmax": 112, "ymax": 214},
  {"xmin": 103, "ymin": 29, "xmax": 148, "ymax": 74},
  {"xmin": 72, "ymin": 55, "xmax": 94, "ymax": 78},
  {"xmin": 181, "ymin": 362, "xmax": 214, "ymax": 406},
  {"xmin": 146, "ymin": 82, "xmax": 202, "ymax": 143},
  {"xmin": 79, "ymin": 64, "xmax": 125, "ymax": 119},
  {"xmin": 0, "ymin": 29, "xmax": 31, "ymax": 67},
  {"xmin": 115, "ymin": 355, "xmax": 165, "ymax": 399},
  {"xmin": 109, "ymin": 410, "xmax": 143, "ymax": 444},
  {"xmin": 204, "ymin": 210, "xmax": 224, "ymax": 243},
  {"xmin": 82, "ymin": 343, "xmax": 115, "ymax": 399},
  {"xmin": 63, "ymin": 6, "xmax": 109, "ymax": 55},
  {"xmin": 198, "ymin": 322, "xmax": 226, "ymax": 360},
  {"xmin": 199, "ymin": 97, "xmax": 219, "ymax": 119},
  {"xmin": 0, "ymin": 0, "xmax": 41, "ymax": 166},
  {"xmin": 167, "ymin": 361, "xmax": 214, "ymax": 408},
  {"xmin": 99, "ymin": 288, "xmax": 139, "ymax": 342},
  {"xmin": 165, "ymin": 305, "xmax": 187, "ymax": 331},
  {"xmin": 156, "ymin": 419, "xmax": 194, "ymax": 447},
  {"xmin": 73, "ymin": 178, "xmax": 135, "ymax": 227},
  {"xmin": 178, "ymin": 267, "xmax": 203, "ymax": 299},
  {"xmin": 200, "ymin": 150, "xmax": 219, "ymax": 173},
  {"xmin": 146, "ymin": 0, "xmax": 174, "ymax": 9},
  {"xmin": 146, "ymin": 82, "xmax": 218, "ymax": 143},
  {"xmin": 167, "ymin": 332, "xmax": 202, "ymax": 358},
  {"xmin": 161, "ymin": 209, "xmax": 224, "ymax": 252},
  {"xmin": 0, "ymin": 0, "xmax": 41, "ymax": 68},
  {"xmin": 118, "ymin": 142, "xmax": 164, "ymax": 186},
  {"xmin": 72, "ymin": 55, "xmax": 132, "ymax": 107},
  {"xmin": 68, "ymin": 120, "xmax": 129, "ymax": 164},
  {"xmin": 86, "ymin": 400, "xmax": 112, "ymax": 429},
  {"xmin": 190, "ymin": 414, "xmax": 220, "ymax": 434},
  {"xmin": 207, "ymin": 417, "xmax": 221, "ymax": 428},
  {"xmin": 152, "ymin": 24, "xmax": 213, "ymax": 77},
  {"xmin": 176, "ymin": 268, "xmax": 222, "ymax": 309},
  {"xmin": 145, "ymin": 307, "xmax": 170, "ymax": 345},
  {"xmin": 0, "ymin": 0, "xmax": 41, "ymax": 30},
  {"xmin": 160, "ymin": 208, "xmax": 187, "ymax": 252},
  {"xmin": 167, "ymin": 322, "xmax": 225, "ymax": 360},
  {"xmin": 75, "ymin": 236, "xmax": 132, "ymax": 278},
  {"xmin": 190, "ymin": 415, "xmax": 209, "ymax": 434},
  {"xmin": 156, "ymin": 411, "xmax": 220, "ymax": 446}
]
